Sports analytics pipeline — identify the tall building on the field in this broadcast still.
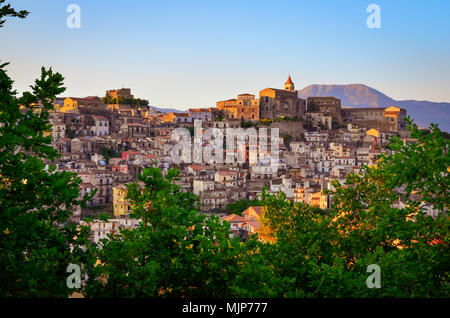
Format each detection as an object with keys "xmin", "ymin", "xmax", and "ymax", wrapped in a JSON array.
[
  {"xmin": 284, "ymin": 75, "xmax": 295, "ymax": 91},
  {"xmin": 113, "ymin": 184, "xmax": 132, "ymax": 217},
  {"xmin": 106, "ymin": 88, "xmax": 134, "ymax": 99},
  {"xmin": 259, "ymin": 76, "xmax": 306, "ymax": 119}
]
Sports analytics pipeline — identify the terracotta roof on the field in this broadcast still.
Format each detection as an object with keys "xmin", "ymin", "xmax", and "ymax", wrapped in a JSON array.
[
  {"xmin": 243, "ymin": 221, "xmax": 260, "ymax": 230},
  {"xmin": 221, "ymin": 214, "xmax": 246, "ymax": 223},
  {"xmin": 285, "ymin": 75, "xmax": 293, "ymax": 85},
  {"xmin": 189, "ymin": 165, "xmax": 211, "ymax": 171},
  {"xmin": 237, "ymin": 93, "xmax": 254, "ymax": 97},
  {"xmin": 91, "ymin": 115, "xmax": 108, "ymax": 121},
  {"xmin": 189, "ymin": 108, "xmax": 211, "ymax": 112},
  {"xmin": 244, "ymin": 206, "xmax": 264, "ymax": 217},
  {"xmin": 216, "ymin": 170, "xmax": 237, "ymax": 176},
  {"xmin": 113, "ymin": 184, "xmax": 128, "ymax": 190}
]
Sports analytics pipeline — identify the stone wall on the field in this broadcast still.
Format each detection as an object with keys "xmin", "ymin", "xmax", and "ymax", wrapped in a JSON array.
[{"xmin": 269, "ymin": 121, "xmax": 304, "ymax": 139}]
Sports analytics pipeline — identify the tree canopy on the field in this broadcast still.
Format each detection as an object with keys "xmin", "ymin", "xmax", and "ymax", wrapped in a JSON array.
[{"xmin": 102, "ymin": 95, "xmax": 149, "ymax": 107}]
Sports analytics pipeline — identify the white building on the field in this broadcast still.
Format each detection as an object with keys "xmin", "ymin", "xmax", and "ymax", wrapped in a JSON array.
[
  {"xmin": 189, "ymin": 108, "xmax": 212, "ymax": 122},
  {"xmin": 80, "ymin": 218, "xmax": 141, "ymax": 244},
  {"xmin": 85, "ymin": 115, "xmax": 109, "ymax": 136}
]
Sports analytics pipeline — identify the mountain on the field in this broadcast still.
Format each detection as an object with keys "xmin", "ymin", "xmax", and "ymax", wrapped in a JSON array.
[
  {"xmin": 298, "ymin": 84, "xmax": 450, "ymax": 131},
  {"xmin": 150, "ymin": 106, "xmax": 186, "ymax": 113}
]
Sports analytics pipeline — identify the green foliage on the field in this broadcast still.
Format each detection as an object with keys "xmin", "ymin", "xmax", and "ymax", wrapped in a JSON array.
[
  {"xmin": 240, "ymin": 121, "xmax": 254, "ymax": 128},
  {"xmin": 186, "ymin": 125, "xmax": 195, "ymax": 137},
  {"xmin": 0, "ymin": 64, "xmax": 92, "ymax": 297},
  {"xmin": 380, "ymin": 117, "xmax": 449, "ymax": 212},
  {"xmin": 283, "ymin": 133, "xmax": 292, "ymax": 149},
  {"xmin": 102, "ymin": 95, "xmax": 149, "ymax": 107},
  {"xmin": 420, "ymin": 128, "xmax": 450, "ymax": 140},
  {"xmin": 332, "ymin": 121, "xmax": 347, "ymax": 130},
  {"xmin": 0, "ymin": 0, "xmax": 28, "ymax": 28},
  {"xmin": 0, "ymin": 6, "xmax": 94, "ymax": 297},
  {"xmin": 259, "ymin": 118, "xmax": 272, "ymax": 126},
  {"xmin": 100, "ymin": 146, "xmax": 119, "ymax": 164}
]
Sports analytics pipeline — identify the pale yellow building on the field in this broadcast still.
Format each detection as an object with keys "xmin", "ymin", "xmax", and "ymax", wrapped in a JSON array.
[
  {"xmin": 309, "ymin": 191, "xmax": 328, "ymax": 210},
  {"xmin": 55, "ymin": 97, "xmax": 79, "ymax": 113},
  {"xmin": 56, "ymin": 96, "xmax": 104, "ymax": 113},
  {"xmin": 113, "ymin": 184, "xmax": 132, "ymax": 217}
]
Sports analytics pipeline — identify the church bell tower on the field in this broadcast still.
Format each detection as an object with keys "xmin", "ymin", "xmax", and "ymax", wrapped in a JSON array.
[{"xmin": 285, "ymin": 75, "xmax": 295, "ymax": 91}]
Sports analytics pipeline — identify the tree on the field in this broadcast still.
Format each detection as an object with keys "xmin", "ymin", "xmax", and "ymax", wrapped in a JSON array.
[
  {"xmin": 378, "ymin": 118, "xmax": 449, "ymax": 212},
  {"xmin": 0, "ymin": 0, "xmax": 28, "ymax": 28},
  {"xmin": 241, "ymin": 121, "xmax": 254, "ymax": 128},
  {"xmin": 102, "ymin": 95, "xmax": 149, "ymax": 107},
  {"xmin": 0, "ymin": 64, "xmax": 93, "ymax": 297},
  {"xmin": 283, "ymin": 133, "xmax": 292, "ymax": 149},
  {"xmin": 101, "ymin": 146, "xmax": 119, "ymax": 164},
  {"xmin": 0, "ymin": 3, "xmax": 92, "ymax": 297}
]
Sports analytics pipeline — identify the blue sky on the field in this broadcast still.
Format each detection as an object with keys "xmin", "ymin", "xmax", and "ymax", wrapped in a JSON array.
[{"xmin": 1, "ymin": 0, "xmax": 450, "ymax": 110}]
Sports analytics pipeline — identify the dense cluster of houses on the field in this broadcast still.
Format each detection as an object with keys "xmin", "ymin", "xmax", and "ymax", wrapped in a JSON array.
[{"xmin": 36, "ymin": 78, "xmax": 419, "ymax": 243}]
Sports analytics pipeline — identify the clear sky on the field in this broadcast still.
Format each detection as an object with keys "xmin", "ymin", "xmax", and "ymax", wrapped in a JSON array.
[{"xmin": 1, "ymin": 0, "xmax": 450, "ymax": 110}]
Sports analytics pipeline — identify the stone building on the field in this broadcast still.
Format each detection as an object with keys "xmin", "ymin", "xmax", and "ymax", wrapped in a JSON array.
[
  {"xmin": 216, "ymin": 93, "xmax": 260, "ymax": 121},
  {"xmin": 71, "ymin": 137, "xmax": 93, "ymax": 154},
  {"xmin": 306, "ymin": 96, "xmax": 342, "ymax": 123},
  {"xmin": 341, "ymin": 106, "xmax": 407, "ymax": 132},
  {"xmin": 56, "ymin": 96, "xmax": 104, "ymax": 113},
  {"xmin": 120, "ymin": 123, "xmax": 150, "ymax": 138},
  {"xmin": 259, "ymin": 76, "xmax": 306, "ymax": 119},
  {"xmin": 84, "ymin": 115, "xmax": 110, "ymax": 136},
  {"xmin": 106, "ymin": 88, "xmax": 133, "ymax": 99}
]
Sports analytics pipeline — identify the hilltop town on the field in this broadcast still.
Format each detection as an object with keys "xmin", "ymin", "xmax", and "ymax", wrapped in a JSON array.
[{"xmin": 36, "ymin": 76, "xmax": 416, "ymax": 242}]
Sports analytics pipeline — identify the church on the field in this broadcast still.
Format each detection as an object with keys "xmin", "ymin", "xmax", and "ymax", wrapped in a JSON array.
[{"xmin": 259, "ymin": 76, "xmax": 306, "ymax": 119}]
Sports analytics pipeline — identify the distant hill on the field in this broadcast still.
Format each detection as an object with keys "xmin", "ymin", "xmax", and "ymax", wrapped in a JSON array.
[
  {"xmin": 298, "ymin": 84, "xmax": 450, "ymax": 131},
  {"xmin": 150, "ymin": 106, "xmax": 186, "ymax": 113}
]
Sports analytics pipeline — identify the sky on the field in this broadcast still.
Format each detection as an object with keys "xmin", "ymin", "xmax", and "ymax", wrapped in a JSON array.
[{"xmin": 1, "ymin": 0, "xmax": 450, "ymax": 110}]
